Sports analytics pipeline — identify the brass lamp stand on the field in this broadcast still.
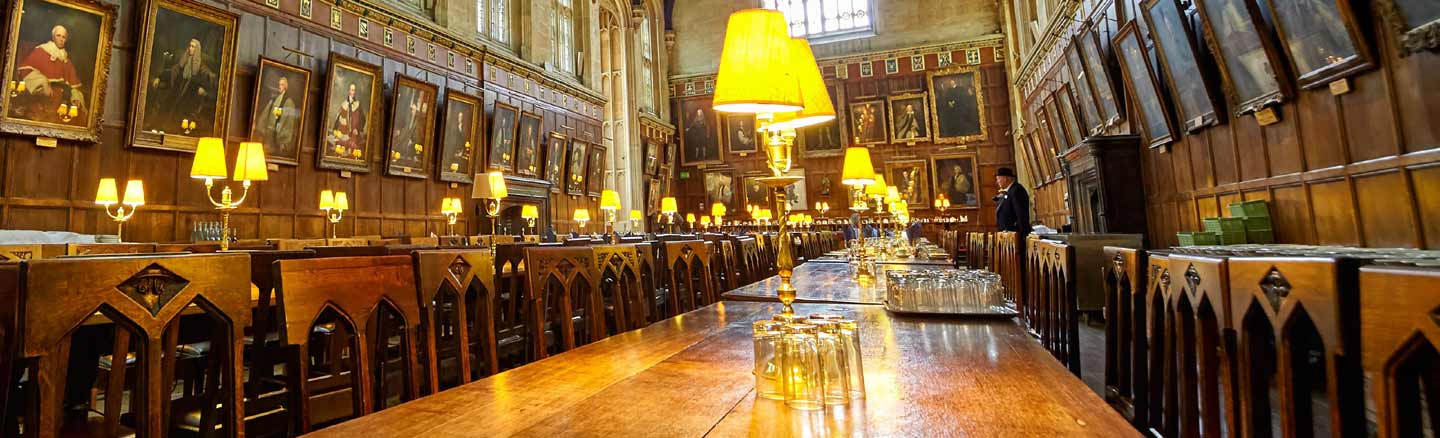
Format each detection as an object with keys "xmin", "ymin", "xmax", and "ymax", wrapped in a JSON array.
[
  {"xmin": 191, "ymin": 139, "xmax": 268, "ymax": 251},
  {"xmin": 96, "ymin": 178, "xmax": 145, "ymax": 243},
  {"xmin": 755, "ymin": 118, "xmax": 803, "ymax": 314}
]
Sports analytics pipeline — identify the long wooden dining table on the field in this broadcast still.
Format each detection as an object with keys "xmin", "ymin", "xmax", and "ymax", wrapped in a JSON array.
[{"xmin": 304, "ymin": 262, "xmax": 1136, "ymax": 437}]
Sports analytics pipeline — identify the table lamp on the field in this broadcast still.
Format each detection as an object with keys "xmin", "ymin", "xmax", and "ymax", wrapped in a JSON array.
[
  {"xmin": 842, "ymin": 147, "xmax": 875, "ymax": 212},
  {"xmin": 712, "ymin": 202, "xmax": 727, "ymax": 231},
  {"xmin": 520, "ymin": 204, "xmax": 539, "ymax": 235},
  {"xmin": 630, "ymin": 209, "xmax": 643, "ymax": 234},
  {"xmin": 866, "ymin": 174, "xmax": 889, "ymax": 215},
  {"xmin": 686, "ymin": 213, "xmax": 697, "ymax": 233},
  {"xmin": 660, "ymin": 196, "xmax": 678, "ymax": 233},
  {"xmin": 600, "ymin": 189, "xmax": 621, "ymax": 242},
  {"xmin": 320, "ymin": 190, "xmax": 349, "ymax": 238},
  {"xmin": 190, "ymin": 138, "xmax": 267, "ymax": 251},
  {"xmin": 96, "ymin": 178, "xmax": 144, "ymax": 242},
  {"xmin": 573, "ymin": 208, "xmax": 591, "ymax": 233},
  {"xmin": 441, "ymin": 197, "xmax": 463, "ymax": 236},
  {"xmin": 701, "ymin": 215, "xmax": 712, "ymax": 231},
  {"xmin": 472, "ymin": 171, "xmax": 508, "ymax": 235}
]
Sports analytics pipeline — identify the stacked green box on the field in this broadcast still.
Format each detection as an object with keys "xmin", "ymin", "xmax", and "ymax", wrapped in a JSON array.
[
  {"xmin": 1227, "ymin": 201, "xmax": 1275, "ymax": 244},
  {"xmin": 1177, "ymin": 232, "xmax": 1219, "ymax": 246},
  {"xmin": 1202, "ymin": 217, "xmax": 1247, "ymax": 244},
  {"xmin": 1228, "ymin": 200, "xmax": 1270, "ymax": 218}
]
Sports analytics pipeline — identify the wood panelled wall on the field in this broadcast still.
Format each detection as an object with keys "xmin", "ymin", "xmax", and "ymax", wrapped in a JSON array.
[
  {"xmin": 669, "ymin": 46, "xmax": 1014, "ymax": 236},
  {"xmin": 0, "ymin": 0, "xmax": 602, "ymax": 243},
  {"xmin": 1021, "ymin": 0, "xmax": 1440, "ymax": 248}
]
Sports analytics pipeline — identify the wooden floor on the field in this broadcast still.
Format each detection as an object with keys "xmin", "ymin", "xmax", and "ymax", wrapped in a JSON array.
[{"xmin": 303, "ymin": 301, "xmax": 1136, "ymax": 437}]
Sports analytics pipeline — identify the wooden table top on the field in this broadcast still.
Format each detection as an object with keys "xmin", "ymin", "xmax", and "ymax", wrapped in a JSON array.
[
  {"xmin": 303, "ymin": 301, "xmax": 1136, "ymax": 437},
  {"xmin": 721, "ymin": 261, "xmax": 950, "ymax": 305}
]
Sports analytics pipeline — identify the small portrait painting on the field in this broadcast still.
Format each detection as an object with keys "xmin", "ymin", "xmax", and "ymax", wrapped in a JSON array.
[
  {"xmin": 705, "ymin": 171, "xmax": 736, "ymax": 211},
  {"xmin": 386, "ymin": 74, "xmax": 438, "ymax": 178},
  {"xmin": 648, "ymin": 178, "xmax": 662, "ymax": 214},
  {"xmin": 1195, "ymin": 0, "xmax": 1285, "ymax": 114},
  {"xmin": 643, "ymin": 140, "xmax": 660, "ymax": 176},
  {"xmin": 927, "ymin": 66, "xmax": 987, "ymax": 144},
  {"xmin": 1, "ymin": 0, "xmax": 116, "ymax": 142},
  {"xmin": 248, "ymin": 57, "xmax": 310, "ymax": 165},
  {"xmin": 1114, "ymin": 24, "xmax": 1175, "ymax": 148},
  {"xmin": 1269, "ymin": 0, "xmax": 1371, "ymax": 87},
  {"xmin": 437, "ymin": 90, "xmax": 482, "ymax": 184},
  {"xmin": 586, "ymin": 145, "xmax": 605, "ymax": 197},
  {"xmin": 489, "ymin": 103, "xmax": 519, "ymax": 172},
  {"xmin": 884, "ymin": 160, "xmax": 931, "ymax": 208},
  {"xmin": 785, "ymin": 168, "xmax": 808, "ymax": 212},
  {"xmin": 930, "ymin": 154, "xmax": 981, "ymax": 209},
  {"xmin": 680, "ymin": 97, "xmax": 721, "ymax": 165},
  {"xmin": 848, "ymin": 100, "xmax": 887, "ymax": 145},
  {"xmin": 514, "ymin": 111, "xmax": 543, "ymax": 177},
  {"xmin": 129, "ymin": 0, "xmax": 238, "ymax": 152},
  {"xmin": 319, "ymin": 54, "xmax": 381, "ymax": 173},
  {"xmin": 742, "ymin": 175, "xmax": 768, "ymax": 210},
  {"xmin": 544, "ymin": 132, "xmax": 568, "ymax": 191},
  {"xmin": 1143, "ymin": 0, "xmax": 1220, "ymax": 130},
  {"xmin": 800, "ymin": 84, "xmax": 847, "ymax": 157},
  {"xmin": 887, "ymin": 93, "xmax": 930, "ymax": 143},
  {"xmin": 1080, "ymin": 31, "xmax": 1123, "ymax": 124},
  {"xmin": 725, "ymin": 114, "xmax": 757, "ymax": 154},
  {"xmin": 565, "ymin": 140, "xmax": 588, "ymax": 196}
]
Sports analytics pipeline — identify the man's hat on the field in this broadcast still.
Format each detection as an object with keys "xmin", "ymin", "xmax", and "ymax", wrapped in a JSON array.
[{"xmin": 996, "ymin": 167, "xmax": 1017, "ymax": 178}]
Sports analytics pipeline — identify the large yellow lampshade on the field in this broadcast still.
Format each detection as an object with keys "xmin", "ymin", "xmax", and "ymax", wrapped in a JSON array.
[
  {"xmin": 600, "ymin": 190, "xmax": 621, "ymax": 211},
  {"xmin": 473, "ymin": 171, "xmax": 509, "ymax": 199},
  {"xmin": 770, "ymin": 38, "xmax": 835, "ymax": 130},
  {"xmin": 711, "ymin": 9, "xmax": 801, "ymax": 114},
  {"xmin": 233, "ymin": 141, "xmax": 269, "ymax": 182},
  {"xmin": 520, "ymin": 204, "xmax": 539, "ymax": 219},
  {"xmin": 711, "ymin": 202, "xmax": 727, "ymax": 218},
  {"xmin": 701, "ymin": 216, "xmax": 712, "ymax": 226},
  {"xmin": 630, "ymin": 209, "xmax": 643, "ymax": 221},
  {"xmin": 866, "ymin": 174, "xmax": 889, "ymax": 197},
  {"xmin": 686, "ymin": 213, "xmax": 696, "ymax": 224},
  {"xmin": 573, "ymin": 208, "xmax": 590, "ymax": 222},
  {"xmin": 757, "ymin": 208, "xmax": 773, "ymax": 221},
  {"xmin": 95, "ymin": 178, "xmax": 119, "ymax": 206},
  {"xmin": 320, "ymin": 190, "xmax": 336, "ymax": 210},
  {"xmin": 449, "ymin": 197, "xmax": 463, "ymax": 214},
  {"xmin": 190, "ymin": 137, "xmax": 228, "ymax": 180},
  {"xmin": 122, "ymin": 180, "xmax": 145, "ymax": 207},
  {"xmin": 841, "ymin": 147, "xmax": 875, "ymax": 186},
  {"xmin": 334, "ymin": 192, "xmax": 349, "ymax": 210},
  {"xmin": 886, "ymin": 186, "xmax": 900, "ymax": 203},
  {"xmin": 660, "ymin": 197, "xmax": 678, "ymax": 214},
  {"xmin": 440, "ymin": 197, "xmax": 456, "ymax": 214}
]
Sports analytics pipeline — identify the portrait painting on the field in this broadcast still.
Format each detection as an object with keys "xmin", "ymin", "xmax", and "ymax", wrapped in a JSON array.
[
  {"xmin": 848, "ymin": 100, "xmax": 887, "ymax": 145},
  {"xmin": 785, "ymin": 168, "xmax": 808, "ymax": 212},
  {"xmin": 660, "ymin": 165, "xmax": 673, "ymax": 196},
  {"xmin": 1114, "ymin": 24, "xmax": 1177, "ymax": 148},
  {"xmin": 318, "ymin": 54, "xmax": 381, "ymax": 173},
  {"xmin": 1143, "ymin": 0, "xmax": 1222, "ymax": 131},
  {"xmin": 385, "ymin": 74, "xmax": 438, "ymax": 178},
  {"xmin": 742, "ymin": 174, "xmax": 769, "ymax": 210},
  {"xmin": 1080, "ymin": 29, "xmax": 1124, "ymax": 126},
  {"xmin": 1266, "ymin": 0, "xmax": 1373, "ymax": 88},
  {"xmin": 565, "ymin": 140, "xmax": 588, "ymax": 196},
  {"xmin": 799, "ymin": 84, "xmax": 846, "ymax": 158},
  {"xmin": 248, "ymin": 57, "xmax": 310, "ymax": 165},
  {"xmin": 725, "ymin": 114, "xmax": 758, "ymax": 155},
  {"xmin": 128, "ymin": 0, "xmax": 238, "ymax": 152},
  {"xmin": 1194, "ymin": 0, "xmax": 1288, "ymax": 114},
  {"xmin": 930, "ymin": 153, "xmax": 981, "ymax": 209},
  {"xmin": 514, "ymin": 111, "xmax": 543, "ymax": 177},
  {"xmin": 680, "ymin": 97, "xmax": 721, "ymax": 165},
  {"xmin": 1043, "ymin": 97, "xmax": 1072, "ymax": 151},
  {"xmin": 0, "ymin": 0, "xmax": 115, "ymax": 143},
  {"xmin": 648, "ymin": 178, "xmax": 662, "ymax": 214},
  {"xmin": 884, "ymin": 160, "xmax": 932, "ymax": 209},
  {"xmin": 437, "ymin": 90, "xmax": 482, "ymax": 184},
  {"xmin": 489, "ymin": 102, "xmax": 518, "ymax": 172},
  {"xmin": 644, "ymin": 140, "xmax": 660, "ymax": 176},
  {"xmin": 544, "ymin": 132, "xmax": 568, "ymax": 191},
  {"xmin": 665, "ymin": 140, "xmax": 678, "ymax": 167},
  {"xmin": 704, "ymin": 171, "xmax": 736, "ymax": 212},
  {"xmin": 1057, "ymin": 85, "xmax": 1086, "ymax": 145},
  {"xmin": 887, "ymin": 93, "xmax": 930, "ymax": 143},
  {"xmin": 927, "ymin": 65, "xmax": 987, "ymax": 144},
  {"xmin": 1379, "ymin": 0, "xmax": 1440, "ymax": 54},
  {"xmin": 586, "ymin": 145, "xmax": 605, "ymax": 197},
  {"xmin": 1064, "ymin": 44, "xmax": 1102, "ymax": 133}
]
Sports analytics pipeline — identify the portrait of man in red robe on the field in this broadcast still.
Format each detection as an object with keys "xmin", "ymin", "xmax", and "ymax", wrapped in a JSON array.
[{"xmin": 10, "ymin": 25, "xmax": 88, "ymax": 126}]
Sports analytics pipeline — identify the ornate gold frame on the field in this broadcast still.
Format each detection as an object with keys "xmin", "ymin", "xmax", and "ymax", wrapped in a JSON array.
[
  {"xmin": 1112, "ymin": 23, "xmax": 1177, "ymax": 149},
  {"xmin": 514, "ymin": 111, "xmax": 545, "ymax": 177},
  {"xmin": 928, "ymin": 153, "xmax": 981, "ymax": 209},
  {"xmin": 544, "ymin": 132, "xmax": 568, "ymax": 192},
  {"xmin": 487, "ymin": 102, "xmax": 519, "ymax": 172},
  {"xmin": 317, "ymin": 53, "xmax": 382, "ymax": 173},
  {"xmin": 1265, "ymin": 0, "xmax": 1374, "ymax": 89},
  {"xmin": 798, "ymin": 83, "xmax": 847, "ymax": 158},
  {"xmin": 886, "ymin": 92, "xmax": 930, "ymax": 143},
  {"xmin": 926, "ymin": 64, "xmax": 988, "ymax": 145},
  {"xmin": 437, "ymin": 90, "xmax": 483, "ymax": 184},
  {"xmin": 0, "ymin": 0, "xmax": 116, "ymax": 143},
  {"xmin": 678, "ymin": 96, "xmax": 723, "ymax": 166},
  {"xmin": 1142, "ymin": 0, "xmax": 1223, "ymax": 132},
  {"xmin": 127, "ymin": 0, "xmax": 238, "ymax": 152},
  {"xmin": 564, "ymin": 139, "xmax": 588, "ymax": 196},
  {"xmin": 248, "ymin": 57, "xmax": 312, "ymax": 166},
  {"xmin": 586, "ymin": 144, "xmax": 605, "ymax": 198},
  {"xmin": 847, "ymin": 100, "xmax": 888, "ymax": 146},
  {"xmin": 1377, "ymin": 0, "xmax": 1440, "ymax": 56},
  {"xmin": 883, "ymin": 159, "xmax": 932, "ymax": 209},
  {"xmin": 1192, "ymin": 0, "xmax": 1291, "ymax": 115}
]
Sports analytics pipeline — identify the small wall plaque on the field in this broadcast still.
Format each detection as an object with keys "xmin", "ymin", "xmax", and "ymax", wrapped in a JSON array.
[
  {"xmin": 1329, "ymin": 78, "xmax": 1351, "ymax": 95},
  {"xmin": 1254, "ymin": 107, "xmax": 1280, "ymax": 126},
  {"xmin": 35, "ymin": 137, "xmax": 57, "ymax": 148}
]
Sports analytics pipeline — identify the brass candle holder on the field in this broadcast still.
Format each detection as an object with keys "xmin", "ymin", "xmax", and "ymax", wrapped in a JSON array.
[
  {"xmin": 190, "ymin": 138, "xmax": 268, "ymax": 251},
  {"xmin": 472, "ymin": 171, "xmax": 508, "ymax": 235},
  {"xmin": 601, "ymin": 189, "xmax": 621, "ymax": 243},
  {"xmin": 95, "ymin": 178, "xmax": 145, "ymax": 243},
  {"xmin": 441, "ymin": 197, "xmax": 463, "ymax": 236},
  {"xmin": 520, "ymin": 204, "xmax": 539, "ymax": 235},
  {"xmin": 319, "ymin": 190, "xmax": 349, "ymax": 238}
]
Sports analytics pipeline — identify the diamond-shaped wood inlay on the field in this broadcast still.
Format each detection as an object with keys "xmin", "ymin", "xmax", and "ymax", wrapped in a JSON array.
[
  {"xmin": 1260, "ymin": 267, "xmax": 1292, "ymax": 314},
  {"xmin": 116, "ymin": 263, "xmax": 190, "ymax": 316},
  {"xmin": 448, "ymin": 256, "xmax": 471, "ymax": 280}
]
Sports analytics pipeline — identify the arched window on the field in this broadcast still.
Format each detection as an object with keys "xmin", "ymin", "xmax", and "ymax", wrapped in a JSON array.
[
  {"xmin": 555, "ymin": 0, "xmax": 577, "ymax": 75},
  {"xmin": 638, "ymin": 16, "xmax": 656, "ymax": 114},
  {"xmin": 476, "ymin": 0, "xmax": 510, "ymax": 45},
  {"xmin": 763, "ymin": 0, "xmax": 874, "ymax": 40}
]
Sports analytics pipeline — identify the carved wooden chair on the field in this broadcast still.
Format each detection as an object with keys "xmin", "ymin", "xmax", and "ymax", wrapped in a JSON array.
[
  {"xmin": 12, "ymin": 253, "xmax": 251, "ymax": 437},
  {"xmin": 592, "ymin": 244, "xmax": 645, "ymax": 334},
  {"xmin": 634, "ymin": 242, "xmax": 667, "ymax": 323},
  {"xmin": 0, "ymin": 263, "xmax": 20, "ymax": 435},
  {"xmin": 491, "ymin": 243, "xmax": 537, "ymax": 368},
  {"xmin": 241, "ymin": 249, "xmax": 316, "ymax": 437},
  {"xmin": 1169, "ymin": 254, "xmax": 1238, "ymax": 438},
  {"xmin": 65, "ymin": 243, "xmax": 156, "ymax": 256},
  {"xmin": 411, "ymin": 249, "xmax": 497, "ymax": 393},
  {"xmin": 662, "ymin": 241, "xmax": 715, "ymax": 315},
  {"xmin": 1102, "ymin": 246, "xmax": 1146, "ymax": 425},
  {"xmin": 738, "ymin": 237, "xmax": 764, "ymax": 285},
  {"xmin": 272, "ymin": 256, "xmax": 422, "ymax": 433},
  {"xmin": 1360, "ymin": 265, "xmax": 1440, "ymax": 438},
  {"xmin": 1142, "ymin": 253, "xmax": 1174, "ymax": 436},
  {"xmin": 1030, "ymin": 239, "xmax": 1077, "ymax": 373},
  {"xmin": 523, "ymin": 247, "xmax": 601, "ymax": 360},
  {"xmin": 1227, "ymin": 256, "xmax": 1364, "ymax": 438}
]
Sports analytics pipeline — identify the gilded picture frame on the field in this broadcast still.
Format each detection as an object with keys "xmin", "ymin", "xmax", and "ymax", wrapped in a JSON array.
[
  {"xmin": 1079, "ymin": 27, "xmax": 1125, "ymax": 131},
  {"xmin": 724, "ymin": 114, "xmax": 758, "ymax": 155},
  {"xmin": 1056, "ymin": 84, "xmax": 1086, "ymax": 146},
  {"xmin": 0, "ymin": 0, "xmax": 116, "ymax": 143},
  {"xmin": 436, "ymin": 90, "xmax": 483, "ymax": 184},
  {"xmin": 543, "ymin": 132, "xmax": 568, "ymax": 192},
  {"xmin": 1265, "ymin": 0, "xmax": 1374, "ymax": 89},
  {"xmin": 1113, "ymin": 23, "xmax": 1177, "ymax": 149},
  {"xmin": 513, "ymin": 111, "xmax": 543, "ymax": 177},
  {"xmin": 488, "ymin": 102, "xmax": 519, "ymax": 172},
  {"xmin": 564, "ymin": 139, "xmax": 588, "ymax": 196},
  {"xmin": 741, "ymin": 173, "xmax": 769, "ymax": 210},
  {"xmin": 926, "ymin": 64, "xmax": 988, "ymax": 145},
  {"xmin": 586, "ymin": 144, "xmax": 605, "ymax": 197},
  {"xmin": 886, "ymin": 92, "xmax": 930, "ymax": 143},
  {"xmin": 679, "ymin": 97, "xmax": 722, "ymax": 166},
  {"xmin": 317, "ymin": 53, "xmax": 382, "ymax": 173},
  {"xmin": 1377, "ymin": 0, "xmax": 1440, "ymax": 56},
  {"xmin": 1063, "ymin": 43, "xmax": 1102, "ymax": 134},
  {"xmin": 798, "ymin": 83, "xmax": 847, "ymax": 157},
  {"xmin": 847, "ymin": 100, "xmax": 888, "ymax": 146},
  {"xmin": 385, "ymin": 74, "xmax": 438, "ymax": 178},
  {"xmin": 127, "ymin": 0, "xmax": 238, "ymax": 153},
  {"xmin": 929, "ymin": 153, "xmax": 981, "ymax": 209},
  {"xmin": 1143, "ymin": 0, "xmax": 1224, "ymax": 132},
  {"xmin": 1192, "ymin": 0, "xmax": 1291, "ymax": 115},
  {"xmin": 883, "ymin": 160, "xmax": 931, "ymax": 209},
  {"xmin": 248, "ymin": 57, "xmax": 311, "ymax": 166}
]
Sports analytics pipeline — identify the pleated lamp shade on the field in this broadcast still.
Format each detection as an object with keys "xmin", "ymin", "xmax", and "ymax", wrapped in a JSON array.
[
  {"xmin": 841, "ymin": 147, "xmax": 876, "ymax": 186},
  {"xmin": 711, "ymin": 9, "xmax": 801, "ymax": 114},
  {"xmin": 190, "ymin": 137, "xmax": 228, "ymax": 180},
  {"xmin": 770, "ymin": 38, "xmax": 835, "ymax": 130}
]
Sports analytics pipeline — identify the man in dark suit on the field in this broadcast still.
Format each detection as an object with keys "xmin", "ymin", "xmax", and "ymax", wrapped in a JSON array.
[{"xmin": 994, "ymin": 167, "xmax": 1030, "ymax": 240}]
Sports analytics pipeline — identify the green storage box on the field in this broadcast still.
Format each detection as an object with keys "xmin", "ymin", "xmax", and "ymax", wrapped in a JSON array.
[
  {"xmin": 1246, "ymin": 228, "xmax": 1275, "ymax": 244},
  {"xmin": 1228, "ymin": 200, "xmax": 1270, "ymax": 218},
  {"xmin": 1177, "ymin": 232, "xmax": 1219, "ymax": 246},
  {"xmin": 1242, "ymin": 216, "xmax": 1272, "ymax": 230},
  {"xmin": 1218, "ymin": 231, "xmax": 1248, "ymax": 245},
  {"xmin": 1203, "ymin": 217, "xmax": 1246, "ymax": 233}
]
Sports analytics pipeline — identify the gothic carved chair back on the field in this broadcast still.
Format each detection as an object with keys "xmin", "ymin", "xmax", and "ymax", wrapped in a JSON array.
[
  {"xmin": 1029, "ymin": 239, "xmax": 1077, "ymax": 373},
  {"xmin": 664, "ymin": 241, "xmax": 715, "ymax": 315},
  {"xmin": 592, "ymin": 244, "xmax": 645, "ymax": 333},
  {"xmin": 523, "ymin": 247, "xmax": 601, "ymax": 360},
  {"xmin": 240, "ymin": 249, "xmax": 315, "ymax": 435},
  {"xmin": 0, "ymin": 245, "xmax": 43, "ymax": 262},
  {"xmin": 412, "ymin": 249, "xmax": 497, "ymax": 394},
  {"xmin": 1168, "ymin": 254, "xmax": 1238, "ymax": 438},
  {"xmin": 14, "ymin": 253, "xmax": 251, "ymax": 438},
  {"xmin": 737, "ymin": 237, "xmax": 764, "ymax": 285},
  {"xmin": 629, "ymin": 242, "xmax": 662, "ymax": 324},
  {"xmin": 1226, "ymin": 257, "xmax": 1364, "ymax": 438},
  {"xmin": 1142, "ymin": 253, "xmax": 1173, "ymax": 434},
  {"xmin": 1359, "ymin": 265, "xmax": 1440, "ymax": 438},
  {"xmin": 273, "ymin": 256, "xmax": 422, "ymax": 433},
  {"xmin": 492, "ymin": 242, "xmax": 537, "ymax": 367},
  {"xmin": 994, "ymin": 232, "xmax": 1020, "ymax": 302},
  {"xmin": 1102, "ymin": 246, "xmax": 1146, "ymax": 425}
]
